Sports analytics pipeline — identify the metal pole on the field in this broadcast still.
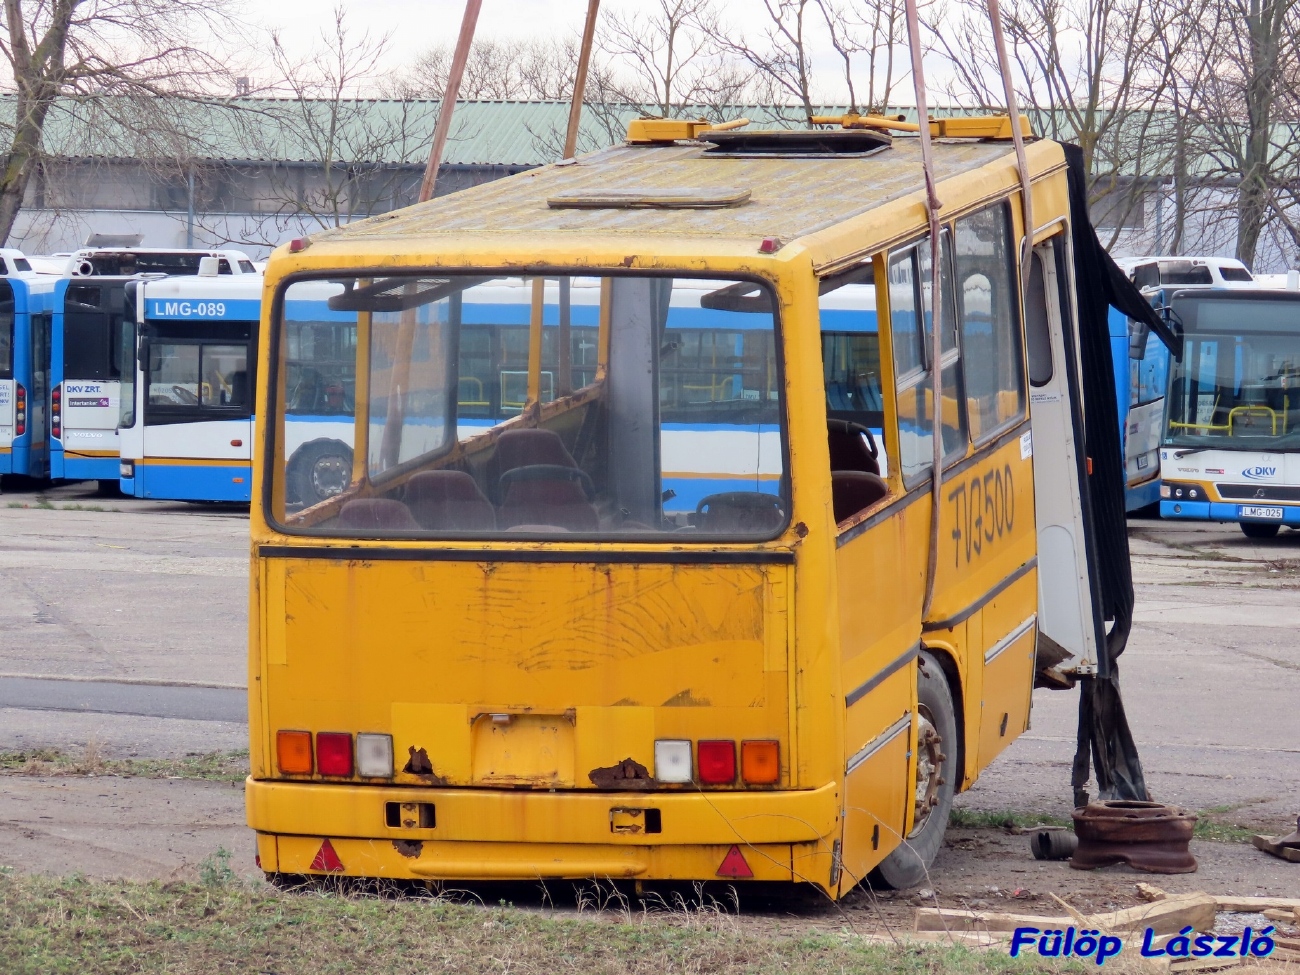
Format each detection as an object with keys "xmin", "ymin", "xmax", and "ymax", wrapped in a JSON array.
[
  {"xmin": 564, "ymin": 0, "xmax": 601, "ymax": 160},
  {"xmin": 418, "ymin": 0, "xmax": 483, "ymax": 203},
  {"xmin": 186, "ymin": 167, "xmax": 195, "ymax": 247},
  {"xmin": 904, "ymin": 0, "xmax": 946, "ymax": 620},
  {"xmin": 987, "ymin": 0, "xmax": 1035, "ymax": 288}
]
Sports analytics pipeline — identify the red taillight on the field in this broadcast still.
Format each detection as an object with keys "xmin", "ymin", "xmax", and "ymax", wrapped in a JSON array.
[
  {"xmin": 50, "ymin": 385, "xmax": 60, "ymax": 439},
  {"xmin": 15, "ymin": 382, "xmax": 26, "ymax": 436},
  {"xmin": 697, "ymin": 740, "xmax": 736, "ymax": 785},
  {"xmin": 316, "ymin": 732, "xmax": 354, "ymax": 777}
]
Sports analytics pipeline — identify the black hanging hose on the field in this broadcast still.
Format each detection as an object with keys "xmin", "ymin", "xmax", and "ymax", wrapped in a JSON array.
[{"xmin": 1061, "ymin": 143, "xmax": 1154, "ymax": 805}]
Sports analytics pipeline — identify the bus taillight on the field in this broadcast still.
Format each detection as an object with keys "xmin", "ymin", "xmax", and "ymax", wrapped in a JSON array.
[
  {"xmin": 697, "ymin": 740, "xmax": 737, "ymax": 785},
  {"xmin": 14, "ymin": 383, "xmax": 25, "ymax": 436},
  {"xmin": 741, "ymin": 741, "xmax": 780, "ymax": 785},
  {"xmin": 315, "ymin": 732, "xmax": 354, "ymax": 777},
  {"xmin": 50, "ymin": 385, "xmax": 60, "ymax": 440},
  {"xmin": 276, "ymin": 730, "xmax": 313, "ymax": 774}
]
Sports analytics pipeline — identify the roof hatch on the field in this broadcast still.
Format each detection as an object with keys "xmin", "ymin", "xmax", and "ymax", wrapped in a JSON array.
[{"xmin": 701, "ymin": 129, "xmax": 891, "ymax": 158}]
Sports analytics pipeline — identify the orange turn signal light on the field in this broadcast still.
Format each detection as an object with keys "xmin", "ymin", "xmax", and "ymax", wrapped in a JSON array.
[
  {"xmin": 741, "ymin": 740, "xmax": 780, "ymax": 785},
  {"xmin": 277, "ymin": 730, "xmax": 313, "ymax": 774}
]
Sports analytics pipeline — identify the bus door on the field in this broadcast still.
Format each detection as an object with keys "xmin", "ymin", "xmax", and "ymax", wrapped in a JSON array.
[
  {"xmin": 1025, "ymin": 237, "xmax": 1101, "ymax": 682},
  {"xmin": 0, "ymin": 280, "xmax": 14, "ymax": 472},
  {"xmin": 826, "ymin": 249, "xmax": 939, "ymax": 893},
  {"xmin": 23, "ymin": 305, "xmax": 52, "ymax": 477},
  {"xmin": 55, "ymin": 280, "xmax": 126, "ymax": 482},
  {"xmin": 137, "ymin": 315, "xmax": 255, "ymax": 501}
]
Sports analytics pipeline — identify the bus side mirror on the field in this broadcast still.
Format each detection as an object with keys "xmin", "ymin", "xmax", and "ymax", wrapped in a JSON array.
[
  {"xmin": 137, "ymin": 337, "xmax": 150, "ymax": 372},
  {"xmin": 1128, "ymin": 319, "xmax": 1150, "ymax": 360}
]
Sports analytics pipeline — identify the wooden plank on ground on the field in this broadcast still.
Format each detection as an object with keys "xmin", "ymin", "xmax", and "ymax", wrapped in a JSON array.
[{"xmin": 1214, "ymin": 896, "xmax": 1300, "ymax": 913}]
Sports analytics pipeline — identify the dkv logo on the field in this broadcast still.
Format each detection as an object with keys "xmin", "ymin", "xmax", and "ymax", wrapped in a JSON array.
[{"xmin": 1242, "ymin": 466, "xmax": 1278, "ymax": 479}]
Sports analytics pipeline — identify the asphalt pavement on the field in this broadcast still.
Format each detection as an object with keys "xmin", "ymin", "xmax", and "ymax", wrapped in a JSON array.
[{"xmin": 1, "ymin": 481, "xmax": 1297, "ymax": 832}]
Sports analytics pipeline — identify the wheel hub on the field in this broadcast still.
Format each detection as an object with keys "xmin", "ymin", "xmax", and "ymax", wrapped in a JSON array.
[
  {"xmin": 909, "ymin": 707, "xmax": 944, "ymax": 837},
  {"xmin": 310, "ymin": 455, "xmax": 350, "ymax": 499}
]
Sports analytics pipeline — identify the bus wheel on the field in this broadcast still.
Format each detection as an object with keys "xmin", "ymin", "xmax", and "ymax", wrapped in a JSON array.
[
  {"xmin": 1240, "ymin": 521, "xmax": 1281, "ymax": 539},
  {"xmin": 870, "ymin": 651, "xmax": 958, "ymax": 890},
  {"xmin": 288, "ymin": 440, "xmax": 353, "ymax": 505}
]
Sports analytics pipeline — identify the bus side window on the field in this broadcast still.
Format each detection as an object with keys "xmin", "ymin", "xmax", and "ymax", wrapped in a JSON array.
[
  {"xmin": 890, "ymin": 235, "xmax": 964, "ymax": 486},
  {"xmin": 955, "ymin": 202, "xmax": 1025, "ymax": 441},
  {"xmin": 818, "ymin": 261, "xmax": 890, "ymax": 521}
]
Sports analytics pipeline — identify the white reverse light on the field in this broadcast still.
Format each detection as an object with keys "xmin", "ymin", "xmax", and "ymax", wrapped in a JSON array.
[
  {"xmin": 356, "ymin": 733, "xmax": 394, "ymax": 778},
  {"xmin": 654, "ymin": 739, "xmax": 692, "ymax": 784}
]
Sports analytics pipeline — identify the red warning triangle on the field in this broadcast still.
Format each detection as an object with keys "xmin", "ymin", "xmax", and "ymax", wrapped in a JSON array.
[
  {"xmin": 309, "ymin": 838, "xmax": 344, "ymax": 872},
  {"xmin": 716, "ymin": 844, "xmax": 754, "ymax": 878}
]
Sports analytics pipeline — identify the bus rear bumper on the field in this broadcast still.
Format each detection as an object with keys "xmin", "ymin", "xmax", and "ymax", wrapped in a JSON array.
[{"xmin": 246, "ymin": 777, "xmax": 839, "ymax": 885}]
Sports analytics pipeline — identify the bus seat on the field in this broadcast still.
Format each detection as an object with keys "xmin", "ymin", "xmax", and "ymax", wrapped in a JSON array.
[
  {"xmin": 827, "ymin": 419, "xmax": 879, "ymax": 475},
  {"xmin": 831, "ymin": 471, "xmax": 888, "ymax": 524},
  {"xmin": 696, "ymin": 492, "xmax": 784, "ymax": 533},
  {"xmin": 337, "ymin": 498, "xmax": 419, "ymax": 531},
  {"xmin": 499, "ymin": 475, "xmax": 599, "ymax": 532},
  {"xmin": 404, "ymin": 470, "xmax": 495, "ymax": 531},
  {"xmin": 495, "ymin": 428, "xmax": 577, "ymax": 473}
]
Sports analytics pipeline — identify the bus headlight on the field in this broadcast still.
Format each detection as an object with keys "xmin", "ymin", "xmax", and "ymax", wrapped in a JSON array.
[{"xmin": 120, "ymin": 460, "xmax": 135, "ymax": 479}]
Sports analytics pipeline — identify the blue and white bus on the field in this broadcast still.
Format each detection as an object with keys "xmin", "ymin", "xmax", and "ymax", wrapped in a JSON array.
[
  {"xmin": 49, "ymin": 277, "xmax": 137, "ymax": 486},
  {"xmin": 1110, "ymin": 256, "xmax": 1255, "ymax": 512},
  {"xmin": 0, "ymin": 262, "xmax": 57, "ymax": 479},
  {"xmin": 1159, "ymin": 287, "xmax": 1300, "ymax": 538},
  {"xmin": 118, "ymin": 270, "xmax": 260, "ymax": 501}
]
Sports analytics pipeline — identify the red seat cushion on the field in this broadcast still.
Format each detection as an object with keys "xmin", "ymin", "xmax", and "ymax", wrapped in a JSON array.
[
  {"xmin": 495, "ymin": 428, "xmax": 577, "ymax": 473},
  {"xmin": 337, "ymin": 498, "xmax": 418, "ymax": 531},
  {"xmin": 405, "ymin": 470, "xmax": 495, "ymax": 531},
  {"xmin": 499, "ymin": 478, "xmax": 598, "ymax": 531}
]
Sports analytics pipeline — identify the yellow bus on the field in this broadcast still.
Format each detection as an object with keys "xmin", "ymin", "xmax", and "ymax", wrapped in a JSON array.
[{"xmin": 246, "ymin": 118, "xmax": 1118, "ymax": 896}]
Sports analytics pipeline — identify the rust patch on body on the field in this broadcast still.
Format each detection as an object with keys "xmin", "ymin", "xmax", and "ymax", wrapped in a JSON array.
[
  {"xmin": 402, "ymin": 746, "xmax": 448, "ymax": 784},
  {"xmin": 588, "ymin": 757, "xmax": 655, "ymax": 790},
  {"xmin": 393, "ymin": 839, "xmax": 423, "ymax": 858},
  {"xmin": 403, "ymin": 746, "xmax": 434, "ymax": 775}
]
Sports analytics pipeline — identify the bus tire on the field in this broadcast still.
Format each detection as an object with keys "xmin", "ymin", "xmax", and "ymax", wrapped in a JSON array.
[
  {"xmin": 870, "ymin": 650, "xmax": 958, "ymax": 890},
  {"xmin": 287, "ymin": 439, "xmax": 353, "ymax": 506},
  {"xmin": 1240, "ymin": 521, "xmax": 1281, "ymax": 539}
]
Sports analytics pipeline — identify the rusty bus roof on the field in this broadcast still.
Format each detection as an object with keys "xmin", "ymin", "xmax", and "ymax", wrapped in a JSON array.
[{"xmin": 309, "ymin": 135, "xmax": 1064, "ymax": 266}]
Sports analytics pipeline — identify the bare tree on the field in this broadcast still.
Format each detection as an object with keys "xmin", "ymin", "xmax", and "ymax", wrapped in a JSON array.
[
  {"xmin": 0, "ymin": 0, "xmax": 243, "ymax": 243},
  {"xmin": 714, "ymin": 0, "xmax": 818, "ymax": 124},
  {"xmin": 1177, "ymin": 0, "xmax": 1300, "ymax": 266},
  {"xmin": 599, "ymin": 0, "xmax": 751, "ymax": 113},
  {"xmin": 928, "ymin": 0, "xmax": 1187, "ymax": 246},
  {"xmin": 391, "ymin": 38, "xmax": 583, "ymax": 101},
  {"xmin": 185, "ymin": 7, "xmax": 435, "ymax": 249},
  {"xmin": 814, "ymin": 0, "xmax": 907, "ymax": 114}
]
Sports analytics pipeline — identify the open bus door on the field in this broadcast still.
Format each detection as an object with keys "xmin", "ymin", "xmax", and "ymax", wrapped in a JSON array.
[{"xmin": 1026, "ymin": 238, "xmax": 1102, "ymax": 685}]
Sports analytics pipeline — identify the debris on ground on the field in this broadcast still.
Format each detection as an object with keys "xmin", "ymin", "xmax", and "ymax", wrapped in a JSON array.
[
  {"xmin": 1251, "ymin": 815, "xmax": 1300, "ymax": 863},
  {"xmin": 904, "ymin": 887, "xmax": 1300, "ymax": 971}
]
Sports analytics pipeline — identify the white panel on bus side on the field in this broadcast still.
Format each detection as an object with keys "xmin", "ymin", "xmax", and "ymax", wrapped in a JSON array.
[{"xmin": 1027, "ymin": 240, "xmax": 1099, "ymax": 678}]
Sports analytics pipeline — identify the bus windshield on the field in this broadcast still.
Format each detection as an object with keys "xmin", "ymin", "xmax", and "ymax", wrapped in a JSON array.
[
  {"xmin": 273, "ymin": 273, "xmax": 786, "ymax": 539},
  {"xmin": 1166, "ymin": 294, "xmax": 1300, "ymax": 448}
]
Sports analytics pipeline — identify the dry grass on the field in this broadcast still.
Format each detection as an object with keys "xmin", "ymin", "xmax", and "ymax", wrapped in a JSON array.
[
  {"xmin": 0, "ymin": 744, "xmax": 248, "ymax": 782},
  {"xmin": 0, "ymin": 872, "xmax": 1087, "ymax": 975}
]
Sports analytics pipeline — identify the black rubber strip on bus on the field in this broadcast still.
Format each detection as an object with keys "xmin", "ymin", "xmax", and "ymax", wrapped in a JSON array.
[{"xmin": 1060, "ymin": 141, "xmax": 1149, "ymax": 806}]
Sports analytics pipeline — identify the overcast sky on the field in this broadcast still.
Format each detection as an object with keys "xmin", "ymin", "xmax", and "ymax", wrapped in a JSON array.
[{"xmin": 254, "ymin": 0, "xmax": 612, "ymax": 68}]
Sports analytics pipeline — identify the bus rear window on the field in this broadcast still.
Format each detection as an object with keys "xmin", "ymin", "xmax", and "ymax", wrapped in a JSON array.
[{"xmin": 273, "ymin": 274, "xmax": 788, "ymax": 539}]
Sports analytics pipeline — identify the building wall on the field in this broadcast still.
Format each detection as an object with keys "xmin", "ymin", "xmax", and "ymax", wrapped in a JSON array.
[{"xmin": 11, "ymin": 162, "xmax": 531, "ymax": 259}]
